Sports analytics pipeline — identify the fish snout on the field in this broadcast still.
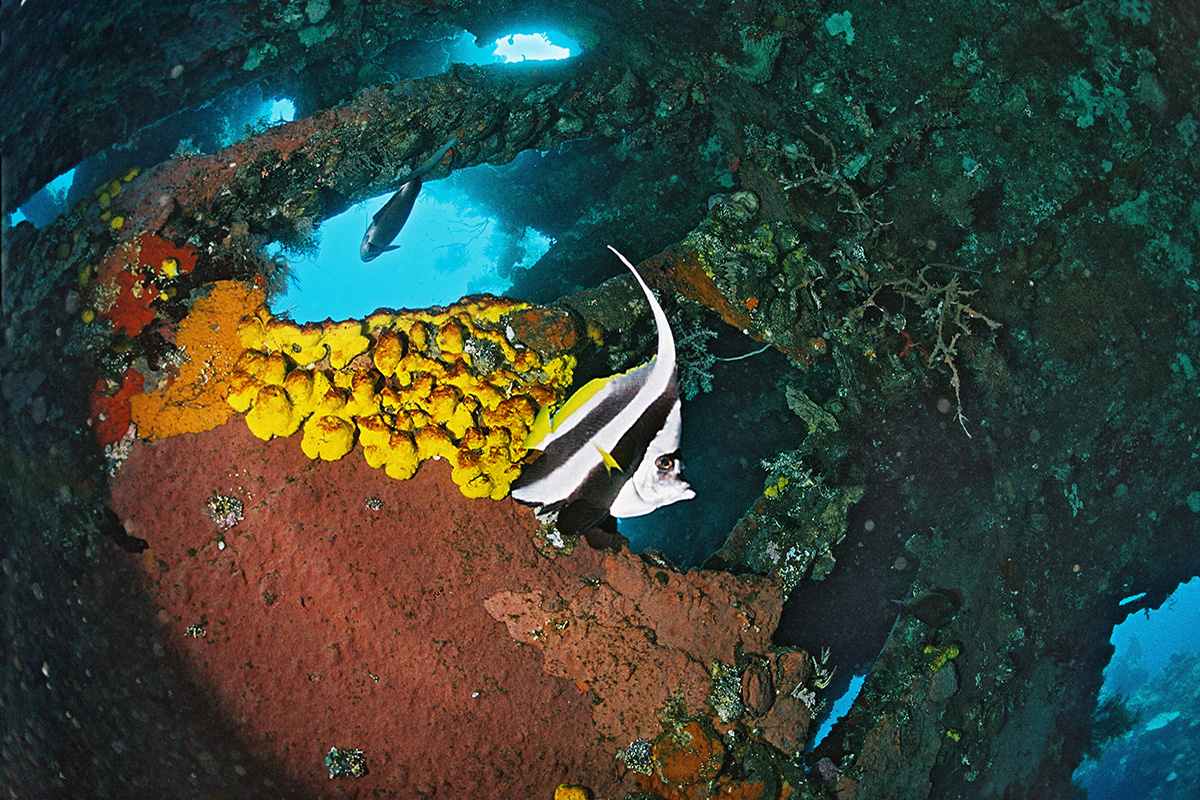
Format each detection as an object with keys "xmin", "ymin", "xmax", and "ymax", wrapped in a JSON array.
[
  {"xmin": 649, "ymin": 451, "xmax": 695, "ymax": 506},
  {"xmin": 359, "ymin": 231, "xmax": 377, "ymax": 261}
]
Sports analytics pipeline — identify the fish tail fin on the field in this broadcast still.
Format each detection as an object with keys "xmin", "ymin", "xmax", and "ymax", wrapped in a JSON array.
[{"xmin": 411, "ymin": 136, "xmax": 459, "ymax": 179}]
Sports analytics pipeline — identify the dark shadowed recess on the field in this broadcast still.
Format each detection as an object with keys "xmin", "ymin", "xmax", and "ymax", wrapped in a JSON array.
[{"xmin": 620, "ymin": 342, "xmax": 808, "ymax": 568}]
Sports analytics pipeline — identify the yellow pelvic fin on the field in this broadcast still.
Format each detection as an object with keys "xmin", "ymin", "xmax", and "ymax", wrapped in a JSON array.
[{"xmin": 595, "ymin": 445, "xmax": 623, "ymax": 473}]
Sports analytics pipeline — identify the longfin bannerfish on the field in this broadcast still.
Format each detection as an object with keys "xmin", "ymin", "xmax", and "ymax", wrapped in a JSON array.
[
  {"xmin": 510, "ymin": 246, "xmax": 695, "ymax": 536},
  {"xmin": 359, "ymin": 136, "xmax": 458, "ymax": 261}
]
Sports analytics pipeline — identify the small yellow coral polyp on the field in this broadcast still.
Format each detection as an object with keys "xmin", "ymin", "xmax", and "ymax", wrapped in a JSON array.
[
  {"xmin": 373, "ymin": 330, "xmax": 406, "ymax": 376},
  {"xmin": 481, "ymin": 396, "xmax": 538, "ymax": 437},
  {"xmin": 338, "ymin": 371, "xmax": 379, "ymax": 417},
  {"xmin": 225, "ymin": 294, "xmax": 575, "ymax": 496},
  {"xmin": 311, "ymin": 386, "xmax": 349, "ymax": 420},
  {"xmin": 436, "ymin": 318, "xmax": 467, "ymax": 354},
  {"xmin": 357, "ymin": 415, "xmax": 396, "ymax": 466},
  {"xmin": 268, "ymin": 318, "xmax": 326, "ymax": 365},
  {"xmin": 226, "ymin": 372, "xmax": 264, "ymax": 413},
  {"xmin": 554, "ymin": 785, "xmax": 592, "ymax": 800},
  {"xmin": 472, "ymin": 381, "xmax": 506, "ymax": 410},
  {"xmin": 236, "ymin": 349, "xmax": 288, "ymax": 385},
  {"xmin": 281, "ymin": 369, "xmax": 314, "ymax": 407},
  {"xmin": 445, "ymin": 400, "xmax": 478, "ymax": 440},
  {"xmin": 450, "ymin": 447, "xmax": 500, "ymax": 500},
  {"xmin": 420, "ymin": 384, "xmax": 460, "ymax": 420},
  {"xmin": 237, "ymin": 311, "xmax": 271, "ymax": 352},
  {"xmin": 381, "ymin": 432, "xmax": 420, "ymax": 480},
  {"xmin": 407, "ymin": 320, "xmax": 431, "ymax": 353},
  {"xmin": 365, "ymin": 310, "xmax": 397, "ymax": 331},
  {"xmin": 456, "ymin": 473, "xmax": 494, "ymax": 500},
  {"xmin": 407, "ymin": 371, "xmax": 436, "ymax": 400},
  {"xmin": 764, "ymin": 475, "xmax": 789, "ymax": 498},
  {"xmin": 414, "ymin": 425, "xmax": 457, "ymax": 461},
  {"xmin": 511, "ymin": 347, "xmax": 542, "ymax": 373},
  {"xmin": 294, "ymin": 371, "xmax": 333, "ymax": 419}
]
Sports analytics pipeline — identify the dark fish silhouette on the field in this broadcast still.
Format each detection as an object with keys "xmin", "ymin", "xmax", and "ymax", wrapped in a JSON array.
[
  {"xmin": 359, "ymin": 136, "xmax": 458, "ymax": 261},
  {"xmin": 898, "ymin": 589, "xmax": 963, "ymax": 628}
]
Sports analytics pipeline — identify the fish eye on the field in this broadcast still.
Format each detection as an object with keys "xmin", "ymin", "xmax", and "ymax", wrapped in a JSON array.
[{"xmin": 655, "ymin": 455, "xmax": 675, "ymax": 471}]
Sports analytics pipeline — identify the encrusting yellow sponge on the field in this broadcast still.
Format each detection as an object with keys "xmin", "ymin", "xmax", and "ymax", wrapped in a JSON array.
[
  {"xmin": 245, "ymin": 384, "xmax": 301, "ymax": 440},
  {"xmin": 325, "ymin": 320, "xmax": 370, "ymax": 369},
  {"xmin": 301, "ymin": 414, "xmax": 356, "ymax": 461},
  {"xmin": 224, "ymin": 295, "xmax": 575, "ymax": 499}
]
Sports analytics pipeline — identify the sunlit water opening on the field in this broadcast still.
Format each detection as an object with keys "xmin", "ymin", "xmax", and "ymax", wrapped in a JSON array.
[
  {"xmin": 4, "ymin": 93, "xmax": 297, "ymax": 231},
  {"xmin": 492, "ymin": 32, "xmax": 577, "ymax": 62},
  {"xmin": 5, "ymin": 28, "xmax": 575, "ymax": 233},
  {"xmin": 1105, "ymin": 577, "xmax": 1200, "ymax": 694},
  {"xmin": 810, "ymin": 673, "xmax": 866, "ymax": 751},
  {"xmin": 268, "ymin": 29, "xmax": 575, "ymax": 320},
  {"xmin": 1073, "ymin": 575, "xmax": 1200, "ymax": 798},
  {"xmin": 270, "ymin": 175, "xmax": 553, "ymax": 322},
  {"xmin": 264, "ymin": 98, "xmax": 295, "ymax": 125},
  {"xmin": 6, "ymin": 168, "xmax": 76, "ymax": 227}
]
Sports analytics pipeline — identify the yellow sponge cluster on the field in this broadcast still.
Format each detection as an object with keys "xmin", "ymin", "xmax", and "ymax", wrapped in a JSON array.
[{"xmin": 226, "ymin": 296, "xmax": 575, "ymax": 500}]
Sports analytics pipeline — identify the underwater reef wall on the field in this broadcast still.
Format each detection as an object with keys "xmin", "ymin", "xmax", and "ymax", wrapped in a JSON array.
[
  {"xmin": 4, "ymin": 0, "xmax": 1200, "ymax": 799},
  {"xmin": 0, "ymin": 0, "xmax": 471, "ymax": 214}
]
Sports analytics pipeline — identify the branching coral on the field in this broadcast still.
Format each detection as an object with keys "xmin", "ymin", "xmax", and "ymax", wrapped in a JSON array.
[
  {"xmin": 227, "ymin": 296, "xmax": 575, "ymax": 499},
  {"xmin": 875, "ymin": 267, "xmax": 1000, "ymax": 434},
  {"xmin": 674, "ymin": 319, "xmax": 719, "ymax": 400}
]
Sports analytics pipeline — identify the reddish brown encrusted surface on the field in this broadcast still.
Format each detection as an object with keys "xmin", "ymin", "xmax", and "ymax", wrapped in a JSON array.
[
  {"xmin": 484, "ymin": 552, "xmax": 785, "ymax": 746},
  {"xmin": 109, "ymin": 419, "xmax": 802, "ymax": 796},
  {"xmin": 110, "ymin": 420, "xmax": 618, "ymax": 797},
  {"xmin": 505, "ymin": 306, "xmax": 579, "ymax": 356}
]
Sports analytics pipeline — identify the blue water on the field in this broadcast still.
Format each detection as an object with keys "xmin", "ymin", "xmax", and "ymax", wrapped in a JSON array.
[
  {"xmin": 3, "ymin": 29, "xmax": 576, "ymax": 234},
  {"xmin": 810, "ymin": 673, "xmax": 866, "ymax": 750},
  {"xmin": 492, "ymin": 32, "xmax": 576, "ymax": 62},
  {"xmin": 1073, "ymin": 576, "xmax": 1200, "ymax": 798},
  {"xmin": 5, "ymin": 95, "xmax": 295, "ymax": 230},
  {"xmin": 271, "ymin": 180, "xmax": 551, "ymax": 321},
  {"xmin": 271, "ymin": 30, "xmax": 574, "ymax": 320},
  {"xmin": 1104, "ymin": 576, "xmax": 1200, "ymax": 696}
]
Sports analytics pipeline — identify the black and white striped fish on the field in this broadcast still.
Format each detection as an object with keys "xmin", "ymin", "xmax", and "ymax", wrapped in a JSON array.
[{"xmin": 511, "ymin": 246, "xmax": 695, "ymax": 537}]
